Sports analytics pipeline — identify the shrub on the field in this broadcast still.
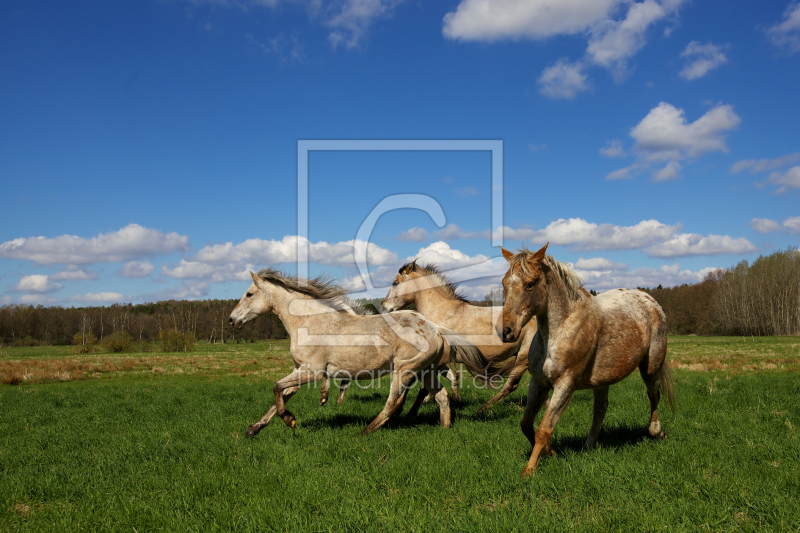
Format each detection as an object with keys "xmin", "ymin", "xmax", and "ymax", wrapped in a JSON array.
[
  {"xmin": 159, "ymin": 329, "xmax": 195, "ymax": 352},
  {"xmin": 102, "ymin": 331, "xmax": 133, "ymax": 353},
  {"xmin": 73, "ymin": 331, "xmax": 98, "ymax": 354}
]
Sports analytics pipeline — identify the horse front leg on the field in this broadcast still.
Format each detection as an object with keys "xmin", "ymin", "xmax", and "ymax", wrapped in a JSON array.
[
  {"xmin": 442, "ymin": 365, "xmax": 460, "ymax": 400},
  {"xmin": 246, "ymin": 385, "xmax": 299, "ymax": 436},
  {"xmin": 423, "ymin": 369, "xmax": 451, "ymax": 428},
  {"xmin": 319, "ymin": 376, "xmax": 330, "ymax": 406},
  {"xmin": 336, "ymin": 379, "xmax": 350, "ymax": 405},
  {"xmin": 585, "ymin": 386, "xmax": 609, "ymax": 449},
  {"xmin": 520, "ymin": 378, "xmax": 550, "ymax": 449},
  {"xmin": 520, "ymin": 376, "xmax": 574, "ymax": 477},
  {"xmin": 360, "ymin": 369, "xmax": 417, "ymax": 435}
]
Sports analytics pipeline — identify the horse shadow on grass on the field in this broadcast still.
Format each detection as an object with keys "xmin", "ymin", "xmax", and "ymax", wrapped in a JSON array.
[{"xmin": 516, "ymin": 423, "xmax": 664, "ymax": 462}]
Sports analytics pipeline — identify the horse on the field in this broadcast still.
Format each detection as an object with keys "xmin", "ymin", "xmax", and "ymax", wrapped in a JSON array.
[
  {"xmin": 498, "ymin": 244, "xmax": 676, "ymax": 477},
  {"xmin": 382, "ymin": 261, "xmax": 538, "ymax": 414},
  {"xmin": 229, "ymin": 269, "xmax": 487, "ymax": 435}
]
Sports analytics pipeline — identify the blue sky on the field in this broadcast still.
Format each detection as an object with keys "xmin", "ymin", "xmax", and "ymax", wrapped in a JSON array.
[{"xmin": 1, "ymin": 0, "xmax": 799, "ymax": 305}]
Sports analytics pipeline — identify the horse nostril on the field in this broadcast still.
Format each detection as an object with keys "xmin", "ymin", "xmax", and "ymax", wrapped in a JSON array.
[
  {"xmin": 503, "ymin": 326, "xmax": 512, "ymax": 341},
  {"xmin": 228, "ymin": 317, "xmax": 234, "ymax": 325}
]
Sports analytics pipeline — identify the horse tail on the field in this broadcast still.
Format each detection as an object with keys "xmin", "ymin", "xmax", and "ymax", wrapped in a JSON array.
[
  {"xmin": 658, "ymin": 361, "xmax": 677, "ymax": 412},
  {"xmin": 486, "ymin": 356, "xmax": 519, "ymax": 378},
  {"xmin": 439, "ymin": 328, "xmax": 489, "ymax": 378}
]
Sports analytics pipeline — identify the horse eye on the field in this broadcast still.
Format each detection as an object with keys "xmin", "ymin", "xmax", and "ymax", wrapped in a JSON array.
[
  {"xmin": 246, "ymin": 292, "xmax": 253, "ymax": 298},
  {"xmin": 392, "ymin": 281, "xmax": 399, "ymax": 287},
  {"xmin": 525, "ymin": 282, "xmax": 535, "ymax": 291}
]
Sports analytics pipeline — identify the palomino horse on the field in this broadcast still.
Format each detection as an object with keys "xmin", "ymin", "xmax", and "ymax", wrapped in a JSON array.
[
  {"xmin": 382, "ymin": 261, "xmax": 537, "ymax": 414},
  {"xmin": 498, "ymin": 244, "xmax": 676, "ymax": 477},
  {"xmin": 229, "ymin": 269, "xmax": 487, "ymax": 435}
]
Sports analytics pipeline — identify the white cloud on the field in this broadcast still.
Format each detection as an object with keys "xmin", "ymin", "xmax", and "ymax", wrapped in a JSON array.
[
  {"xmin": 768, "ymin": 166, "xmax": 800, "ymax": 194},
  {"xmin": 609, "ymin": 102, "xmax": 740, "ymax": 180},
  {"xmin": 574, "ymin": 257, "xmax": 628, "ymax": 271},
  {"xmin": 14, "ymin": 275, "xmax": 63, "ymax": 294},
  {"xmin": 397, "ymin": 227, "xmax": 428, "ymax": 242},
  {"xmin": 538, "ymin": 59, "xmax": 590, "ymax": 99},
  {"xmin": 679, "ymin": 41, "xmax": 729, "ymax": 80},
  {"xmin": 586, "ymin": 0, "xmax": 669, "ymax": 80},
  {"xmin": 161, "ymin": 260, "xmax": 254, "ymax": 283},
  {"xmin": 326, "ymin": 0, "xmax": 404, "ymax": 49},
  {"xmin": 444, "ymin": 0, "xmax": 686, "ymax": 95},
  {"xmin": 767, "ymin": 2, "xmax": 800, "ymax": 53},
  {"xmin": 531, "ymin": 218, "xmax": 680, "ymax": 251},
  {"xmin": 599, "ymin": 139, "xmax": 625, "ymax": 157},
  {"xmin": 0, "ymin": 224, "xmax": 190, "ymax": 265},
  {"xmin": 51, "ymin": 268, "xmax": 100, "ymax": 281},
  {"xmin": 574, "ymin": 263, "xmax": 717, "ymax": 291},
  {"xmin": 140, "ymin": 281, "xmax": 211, "ymax": 302},
  {"xmin": 751, "ymin": 218, "xmax": 782, "ymax": 233},
  {"xmin": 643, "ymin": 233, "xmax": 756, "ymax": 258},
  {"xmin": 70, "ymin": 293, "xmax": 125, "ymax": 303},
  {"xmin": 442, "ymin": 0, "xmax": 624, "ymax": 41},
  {"xmin": 19, "ymin": 294, "xmax": 58, "ymax": 305},
  {"xmin": 784, "ymin": 216, "xmax": 800, "ymax": 234},
  {"xmin": 731, "ymin": 153, "xmax": 800, "ymax": 174},
  {"xmin": 118, "ymin": 261, "xmax": 155, "ymax": 278},
  {"xmin": 193, "ymin": 235, "xmax": 396, "ymax": 267}
]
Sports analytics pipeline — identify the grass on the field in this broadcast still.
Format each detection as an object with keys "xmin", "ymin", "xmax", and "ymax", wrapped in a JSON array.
[{"xmin": 1, "ymin": 337, "xmax": 799, "ymax": 532}]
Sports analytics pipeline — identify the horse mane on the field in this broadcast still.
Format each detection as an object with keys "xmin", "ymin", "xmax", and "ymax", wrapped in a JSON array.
[
  {"xmin": 399, "ymin": 261, "xmax": 469, "ymax": 303},
  {"xmin": 509, "ymin": 249, "xmax": 586, "ymax": 302},
  {"xmin": 256, "ymin": 268, "xmax": 370, "ymax": 315}
]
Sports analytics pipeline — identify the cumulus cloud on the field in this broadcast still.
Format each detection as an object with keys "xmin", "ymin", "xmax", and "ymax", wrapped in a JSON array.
[
  {"xmin": 194, "ymin": 235, "xmax": 396, "ymax": 267},
  {"xmin": 599, "ymin": 139, "xmax": 625, "ymax": 157},
  {"xmin": 643, "ymin": 233, "xmax": 756, "ymax": 258},
  {"xmin": 538, "ymin": 59, "xmax": 590, "ymax": 99},
  {"xmin": 0, "ymin": 224, "xmax": 190, "ymax": 265},
  {"xmin": 51, "ymin": 268, "xmax": 100, "ymax": 281},
  {"xmin": 573, "ymin": 263, "xmax": 717, "ymax": 291},
  {"xmin": 14, "ymin": 275, "xmax": 63, "ymax": 294},
  {"xmin": 752, "ymin": 216, "xmax": 800, "ymax": 234},
  {"xmin": 326, "ymin": 0, "xmax": 404, "ymax": 48},
  {"xmin": 139, "ymin": 281, "xmax": 211, "ymax": 302},
  {"xmin": 679, "ymin": 41, "xmax": 729, "ymax": 80},
  {"xmin": 530, "ymin": 218, "xmax": 680, "ymax": 251},
  {"xmin": 161, "ymin": 260, "xmax": 254, "ymax": 283},
  {"xmin": 118, "ymin": 261, "xmax": 155, "ymax": 278},
  {"xmin": 608, "ymin": 102, "xmax": 741, "ymax": 180},
  {"xmin": 731, "ymin": 153, "xmax": 800, "ymax": 174},
  {"xmin": 70, "ymin": 293, "xmax": 125, "ymax": 303},
  {"xmin": 751, "ymin": 218, "xmax": 783, "ymax": 233},
  {"xmin": 767, "ymin": 166, "xmax": 800, "ymax": 195},
  {"xmin": 574, "ymin": 257, "xmax": 628, "ymax": 271},
  {"xmin": 444, "ymin": 0, "xmax": 686, "ymax": 97},
  {"xmin": 397, "ymin": 227, "xmax": 429, "ymax": 242},
  {"xmin": 766, "ymin": 2, "xmax": 800, "ymax": 53}
]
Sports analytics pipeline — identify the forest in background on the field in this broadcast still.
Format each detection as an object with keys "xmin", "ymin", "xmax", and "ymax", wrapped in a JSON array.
[{"xmin": 1, "ymin": 247, "xmax": 798, "ymax": 346}]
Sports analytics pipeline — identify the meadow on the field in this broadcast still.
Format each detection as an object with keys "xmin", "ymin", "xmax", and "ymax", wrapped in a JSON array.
[{"xmin": 1, "ymin": 337, "xmax": 799, "ymax": 532}]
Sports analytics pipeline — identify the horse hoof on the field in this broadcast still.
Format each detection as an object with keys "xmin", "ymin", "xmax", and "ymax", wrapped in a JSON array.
[
  {"xmin": 245, "ymin": 427, "xmax": 258, "ymax": 437},
  {"xmin": 519, "ymin": 468, "xmax": 534, "ymax": 478}
]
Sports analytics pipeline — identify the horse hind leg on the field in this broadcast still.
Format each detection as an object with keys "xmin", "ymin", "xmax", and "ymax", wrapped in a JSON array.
[
  {"xmin": 442, "ymin": 366, "xmax": 460, "ymax": 400},
  {"xmin": 422, "ymin": 370, "xmax": 450, "ymax": 428},
  {"xmin": 476, "ymin": 353, "xmax": 528, "ymax": 415},
  {"xmin": 319, "ymin": 376, "xmax": 330, "ymax": 406},
  {"xmin": 640, "ymin": 366, "xmax": 665, "ymax": 439},
  {"xmin": 585, "ymin": 387, "xmax": 609, "ymax": 449},
  {"xmin": 360, "ymin": 370, "xmax": 416, "ymax": 435}
]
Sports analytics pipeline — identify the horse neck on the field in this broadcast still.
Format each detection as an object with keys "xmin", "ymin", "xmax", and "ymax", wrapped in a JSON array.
[
  {"xmin": 262, "ymin": 283, "xmax": 306, "ymax": 333},
  {"xmin": 412, "ymin": 276, "xmax": 463, "ymax": 321},
  {"xmin": 537, "ymin": 270, "xmax": 575, "ymax": 339}
]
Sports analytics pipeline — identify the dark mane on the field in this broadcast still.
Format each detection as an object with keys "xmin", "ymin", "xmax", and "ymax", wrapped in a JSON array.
[
  {"xmin": 399, "ymin": 261, "xmax": 469, "ymax": 303},
  {"xmin": 508, "ymin": 249, "xmax": 585, "ymax": 302},
  {"xmin": 256, "ymin": 268, "xmax": 370, "ymax": 315}
]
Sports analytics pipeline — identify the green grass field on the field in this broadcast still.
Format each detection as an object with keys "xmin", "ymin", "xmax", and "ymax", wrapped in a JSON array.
[{"xmin": 1, "ymin": 337, "xmax": 799, "ymax": 532}]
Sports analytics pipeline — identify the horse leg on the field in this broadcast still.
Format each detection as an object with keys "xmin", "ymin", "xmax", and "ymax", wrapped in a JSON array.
[
  {"xmin": 442, "ymin": 365, "xmax": 460, "ymax": 400},
  {"xmin": 360, "ymin": 370, "xmax": 417, "ymax": 435},
  {"xmin": 640, "ymin": 367, "xmax": 665, "ymax": 438},
  {"xmin": 585, "ymin": 387, "xmax": 609, "ymax": 449},
  {"xmin": 319, "ymin": 376, "xmax": 330, "ymax": 406},
  {"xmin": 422, "ymin": 369, "xmax": 450, "ymax": 427},
  {"xmin": 407, "ymin": 386, "xmax": 429, "ymax": 417},
  {"xmin": 476, "ymin": 352, "xmax": 528, "ymax": 415},
  {"xmin": 336, "ymin": 379, "xmax": 350, "ymax": 405},
  {"xmin": 520, "ymin": 377, "xmax": 574, "ymax": 477},
  {"xmin": 246, "ymin": 384, "xmax": 300, "ymax": 436},
  {"xmin": 520, "ymin": 379, "xmax": 550, "ymax": 449}
]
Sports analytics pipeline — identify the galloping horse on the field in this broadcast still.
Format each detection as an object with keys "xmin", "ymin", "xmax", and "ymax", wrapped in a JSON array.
[
  {"xmin": 382, "ymin": 261, "xmax": 537, "ymax": 414},
  {"xmin": 498, "ymin": 244, "xmax": 676, "ymax": 477},
  {"xmin": 229, "ymin": 269, "xmax": 487, "ymax": 435}
]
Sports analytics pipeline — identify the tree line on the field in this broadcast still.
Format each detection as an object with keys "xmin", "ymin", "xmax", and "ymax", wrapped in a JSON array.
[
  {"xmin": 0, "ymin": 299, "xmax": 287, "ymax": 347},
  {"xmin": 641, "ymin": 247, "xmax": 800, "ymax": 336}
]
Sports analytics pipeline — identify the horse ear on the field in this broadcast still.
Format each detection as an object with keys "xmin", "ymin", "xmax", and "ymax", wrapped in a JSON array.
[
  {"xmin": 411, "ymin": 259, "xmax": 418, "ymax": 270},
  {"xmin": 250, "ymin": 271, "xmax": 267, "ymax": 290},
  {"xmin": 532, "ymin": 243, "xmax": 548, "ymax": 262},
  {"xmin": 500, "ymin": 247, "xmax": 514, "ymax": 261}
]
